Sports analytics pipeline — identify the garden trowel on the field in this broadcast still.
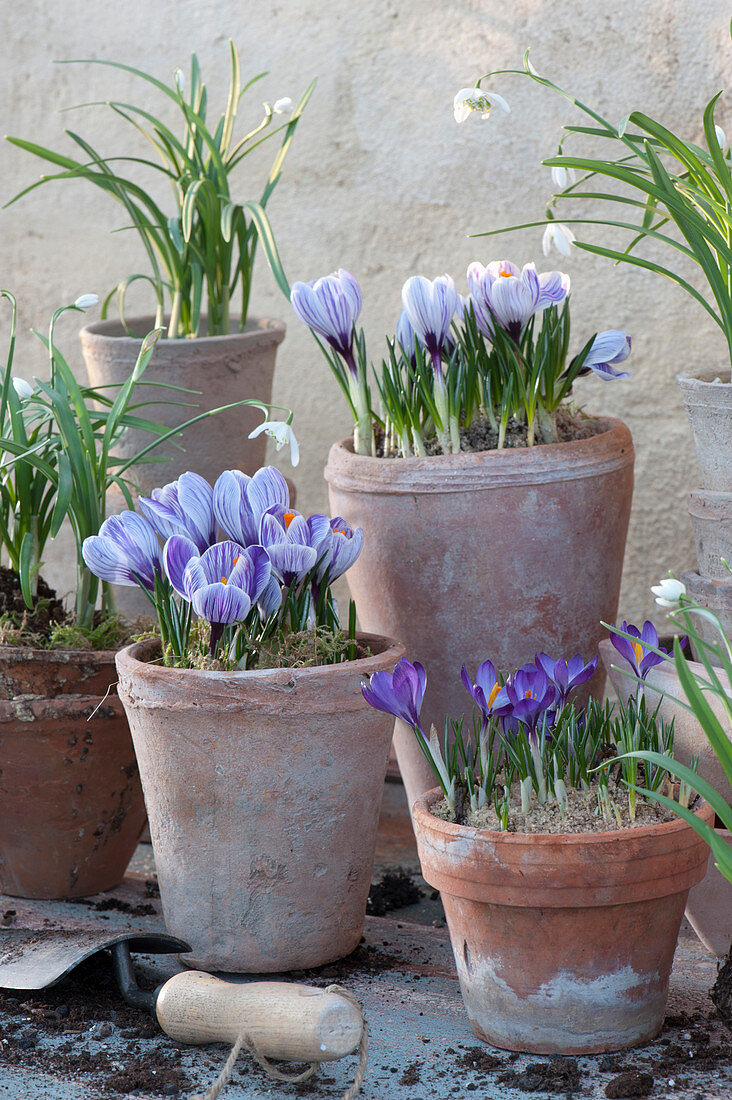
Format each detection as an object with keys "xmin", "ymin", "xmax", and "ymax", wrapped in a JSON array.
[{"xmin": 0, "ymin": 929, "xmax": 364, "ymax": 1063}]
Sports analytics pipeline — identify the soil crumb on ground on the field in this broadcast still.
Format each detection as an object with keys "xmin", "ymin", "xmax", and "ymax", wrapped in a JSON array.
[
  {"xmin": 367, "ymin": 870, "xmax": 423, "ymax": 916},
  {"xmin": 605, "ymin": 1070, "xmax": 654, "ymax": 1097}
]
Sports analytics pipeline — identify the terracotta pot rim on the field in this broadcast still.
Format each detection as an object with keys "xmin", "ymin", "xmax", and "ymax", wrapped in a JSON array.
[
  {"xmin": 677, "ymin": 366, "xmax": 732, "ymax": 388},
  {"xmin": 0, "ymin": 644, "xmax": 118, "ymax": 663},
  {"xmin": 116, "ymin": 631, "xmax": 404, "ymax": 688},
  {"xmin": 325, "ymin": 417, "xmax": 633, "ymax": 493},
  {"xmin": 80, "ymin": 314, "xmax": 286, "ymax": 348},
  {"xmin": 413, "ymin": 786, "xmax": 710, "ymax": 847},
  {"xmin": 0, "ymin": 693, "xmax": 124, "ymax": 720}
]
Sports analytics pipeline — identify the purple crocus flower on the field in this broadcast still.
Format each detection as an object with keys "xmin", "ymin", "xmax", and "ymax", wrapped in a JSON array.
[
  {"xmin": 290, "ymin": 269, "xmax": 362, "ymax": 375},
  {"xmin": 396, "ymin": 309, "xmax": 417, "ymax": 362},
  {"xmin": 361, "ymin": 658, "xmax": 427, "ymax": 730},
  {"xmin": 575, "ymin": 331, "xmax": 632, "ymax": 379},
  {"xmin": 461, "ymin": 659, "xmax": 511, "ymax": 722},
  {"xmin": 534, "ymin": 652, "xmax": 598, "ymax": 708},
  {"xmin": 82, "ymin": 512, "xmax": 163, "ymax": 590},
  {"xmin": 400, "ymin": 275, "xmax": 458, "ymax": 377},
  {"xmin": 213, "ymin": 467, "xmax": 289, "ymax": 548},
  {"xmin": 503, "ymin": 663, "xmax": 557, "ymax": 734},
  {"xmin": 610, "ymin": 620, "xmax": 670, "ymax": 679},
  {"xmin": 139, "ymin": 471, "xmax": 216, "ymax": 553},
  {"xmin": 467, "ymin": 260, "xmax": 570, "ymax": 342},
  {"xmin": 258, "ymin": 507, "xmax": 331, "ymax": 586},
  {"xmin": 164, "ymin": 537, "xmax": 272, "ymax": 651},
  {"xmin": 316, "ymin": 516, "xmax": 364, "ymax": 584}
]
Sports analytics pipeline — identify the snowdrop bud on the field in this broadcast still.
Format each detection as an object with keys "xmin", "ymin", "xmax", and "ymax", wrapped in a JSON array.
[
  {"xmin": 174, "ymin": 68, "xmax": 185, "ymax": 93},
  {"xmin": 715, "ymin": 124, "xmax": 726, "ymax": 149},
  {"xmin": 542, "ymin": 222, "xmax": 576, "ymax": 257},
  {"xmin": 550, "ymin": 165, "xmax": 576, "ymax": 189},
  {"xmin": 273, "ymin": 97, "xmax": 293, "ymax": 115},
  {"xmin": 12, "ymin": 377, "xmax": 33, "ymax": 399},
  {"xmin": 74, "ymin": 293, "xmax": 99, "ymax": 310}
]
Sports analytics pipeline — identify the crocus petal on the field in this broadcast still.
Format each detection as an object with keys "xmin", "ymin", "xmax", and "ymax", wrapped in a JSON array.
[
  {"xmin": 290, "ymin": 270, "xmax": 362, "ymax": 361},
  {"xmin": 82, "ymin": 535, "xmax": 143, "ymax": 588},
  {"xmin": 196, "ymin": 540, "xmax": 247, "ymax": 586},
  {"xmin": 581, "ymin": 331, "xmax": 632, "ymax": 379},
  {"xmin": 85, "ymin": 512, "xmax": 162, "ymax": 590},
  {"xmin": 535, "ymin": 268, "xmax": 571, "ymax": 310},
  {"xmin": 191, "ymin": 582, "xmax": 252, "ymax": 625},
  {"xmin": 163, "ymin": 535, "xmax": 200, "ymax": 598}
]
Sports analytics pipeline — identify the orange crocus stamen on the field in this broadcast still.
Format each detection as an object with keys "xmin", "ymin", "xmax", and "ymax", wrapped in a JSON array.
[
  {"xmin": 631, "ymin": 640, "xmax": 644, "ymax": 664},
  {"xmin": 283, "ymin": 511, "xmax": 296, "ymax": 529},
  {"xmin": 487, "ymin": 682, "xmax": 501, "ymax": 707},
  {"xmin": 499, "ymin": 270, "xmax": 514, "ymax": 278},
  {"xmin": 221, "ymin": 576, "xmax": 228, "ymax": 585}
]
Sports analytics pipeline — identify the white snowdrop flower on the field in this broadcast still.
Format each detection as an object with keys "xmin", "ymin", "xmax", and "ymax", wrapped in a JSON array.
[
  {"xmin": 650, "ymin": 577, "xmax": 686, "ymax": 608},
  {"xmin": 453, "ymin": 87, "xmax": 510, "ymax": 124},
  {"xmin": 12, "ymin": 377, "xmax": 33, "ymax": 399},
  {"xmin": 74, "ymin": 293, "xmax": 99, "ymax": 310},
  {"xmin": 248, "ymin": 418, "xmax": 299, "ymax": 466},
  {"xmin": 550, "ymin": 165, "xmax": 576, "ymax": 189},
  {"xmin": 715, "ymin": 124, "xmax": 726, "ymax": 148},
  {"xmin": 542, "ymin": 222, "xmax": 576, "ymax": 257},
  {"xmin": 273, "ymin": 97, "xmax": 293, "ymax": 115}
]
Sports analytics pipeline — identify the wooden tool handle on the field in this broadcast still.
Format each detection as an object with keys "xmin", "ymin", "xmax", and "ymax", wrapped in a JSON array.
[{"xmin": 155, "ymin": 973, "xmax": 363, "ymax": 1062}]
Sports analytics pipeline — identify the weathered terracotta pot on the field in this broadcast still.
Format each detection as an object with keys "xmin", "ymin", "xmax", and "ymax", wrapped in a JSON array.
[
  {"xmin": 115, "ymin": 634, "xmax": 404, "ymax": 972},
  {"xmin": 599, "ymin": 638, "xmax": 732, "ymax": 958},
  {"xmin": 80, "ymin": 315, "xmax": 285, "ymax": 497},
  {"xmin": 325, "ymin": 419, "xmax": 634, "ymax": 809},
  {"xmin": 413, "ymin": 788, "xmax": 713, "ymax": 1054},
  {"xmin": 679, "ymin": 570, "xmax": 732, "ymax": 662},
  {"xmin": 688, "ymin": 490, "xmax": 732, "ymax": 580},
  {"xmin": 677, "ymin": 367, "xmax": 732, "ymax": 492},
  {"xmin": 0, "ymin": 648, "xmax": 146, "ymax": 899}
]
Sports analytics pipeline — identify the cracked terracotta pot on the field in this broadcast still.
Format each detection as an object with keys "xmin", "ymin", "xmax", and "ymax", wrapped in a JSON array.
[
  {"xmin": 325, "ymin": 418, "xmax": 634, "ymax": 811},
  {"xmin": 115, "ymin": 633, "xmax": 404, "ymax": 973},
  {"xmin": 80, "ymin": 315, "xmax": 285, "ymax": 497},
  {"xmin": 0, "ymin": 648, "xmax": 146, "ymax": 899},
  {"xmin": 413, "ymin": 788, "xmax": 713, "ymax": 1054}
]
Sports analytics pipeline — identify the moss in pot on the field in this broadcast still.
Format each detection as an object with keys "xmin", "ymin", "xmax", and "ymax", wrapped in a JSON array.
[{"xmin": 362, "ymin": 638, "xmax": 712, "ymax": 1055}]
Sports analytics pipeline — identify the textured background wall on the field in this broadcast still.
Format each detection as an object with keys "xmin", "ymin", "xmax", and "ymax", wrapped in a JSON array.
[{"xmin": 1, "ymin": 0, "xmax": 731, "ymax": 627}]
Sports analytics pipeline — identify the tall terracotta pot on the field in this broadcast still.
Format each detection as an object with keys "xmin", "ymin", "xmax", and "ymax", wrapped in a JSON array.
[
  {"xmin": 0, "ymin": 648, "xmax": 146, "ymax": 899},
  {"xmin": 115, "ymin": 634, "xmax": 404, "ymax": 973},
  {"xmin": 599, "ymin": 638, "xmax": 732, "ymax": 957},
  {"xmin": 80, "ymin": 315, "xmax": 286, "ymax": 496},
  {"xmin": 677, "ymin": 367, "xmax": 732, "ymax": 492},
  {"xmin": 325, "ymin": 418, "xmax": 634, "ymax": 809},
  {"xmin": 413, "ymin": 788, "xmax": 712, "ymax": 1054}
]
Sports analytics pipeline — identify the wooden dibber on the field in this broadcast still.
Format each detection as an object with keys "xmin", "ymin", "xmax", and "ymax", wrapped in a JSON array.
[{"xmin": 155, "ymin": 972, "xmax": 364, "ymax": 1062}]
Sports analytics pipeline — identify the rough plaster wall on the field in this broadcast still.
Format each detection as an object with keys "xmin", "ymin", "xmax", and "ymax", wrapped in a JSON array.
[{"xmin": 0, "ymin": 0, "xmax": 730, "ymax": 630}]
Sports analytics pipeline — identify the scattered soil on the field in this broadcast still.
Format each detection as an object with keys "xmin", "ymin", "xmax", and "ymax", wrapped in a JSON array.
[
  {"xmin": 458, "ymin": 1045, "xmax": 503, "ymax": 1072},
  {"xmin": 432, "ymin": 781, "xmax": 681, "ymax": 834},
  {"xmin": 376, "ymin": 407, "xmax": 603, "ymax": 458},
  {"xmin": 66, "ymin": 895, "xmax": 157, "ymax": 918},
  {"xmin": 399, "ymin": 1060, "xmax": 421, "ymax": 1085},
  {"xmin": 711, "ymin": 949, "xmax": 732, "ymax": 1022},
  {"xmin": 498, "ymin": 1057, "xmax": 581, "ymax": 1093},
  {"xmin": 605, "ymin": 1070, "xmax": 654, "ymax": 1097},
  {"xmin": 367, "ymin": 870, "xmax": 423, "ymax": 916},
  {"xmin": 0, "ymin": 948, "xmax": 191, "ymax": 1096}
]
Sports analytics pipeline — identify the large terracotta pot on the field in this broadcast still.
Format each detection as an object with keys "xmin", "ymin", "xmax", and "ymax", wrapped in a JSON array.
[
  {"xmin": 115, "ymin": 634, "xmax": 404, "ymax": 972},
  {"xmin": 677, "ymin": 367, "xmax": 732, "ymax": 492},
  {"xmin": 413, "ymin": 788, "xmax": 712, "ymax": 1054},
  {"xmin": 325, "ymin": 418, "xmax": 634, "ymax": 809},
  {"xmin": 0, "ymin": 648, "xmax": 146, "ymax": 899},
  {"xmin": 679, "ymin": 570, "xmax": 732, "ymax": 662},
  {"xmin": 688, "ymin": 489, "xmax": 732, "ymax": 580},
  {"xmin": 80, "ymin": 315, "xmax": 286, "ymax": 497},
  {"xmin": 599, "ymin": 639, "xmax": 732, "ymax": 957}
]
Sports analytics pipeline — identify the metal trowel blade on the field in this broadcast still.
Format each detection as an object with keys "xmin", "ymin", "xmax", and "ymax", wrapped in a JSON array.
[{"xmin": 0, "ymin": 929, "xmax": 190, "ymax": 990}]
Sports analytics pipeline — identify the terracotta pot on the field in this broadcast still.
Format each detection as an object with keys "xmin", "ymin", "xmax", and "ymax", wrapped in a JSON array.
[
  {"xmin": 413, "ymin": 788, "xmax": 713, "ymax": 1054},
  {"xmin": 688, "ymin": 489, "xmax": 732, "ymax": 581},
  {"xmin": 115, "ymin": 634, "xmax": 405, "ymax": 972},
  {"xmin": 599, "ymin": 639, "xmax": 732, "ymax": 958},
  {"xmin": 677, "ymin": 367, "xmax": 732, "ymax": 492},
  {"xmin": 80, "ymin": 315, "xmax": 286, "ymax": 497},
  {"xmin": 325, "ymin": 419, "xmax": 634, "ymax": 810},
  {"xmin": 679, "ymin": 570, "xmax": 732, "ymax": 662},
  {"xmin": 0, "ymin": 649, "xmax": 146, "ymax": 899}
]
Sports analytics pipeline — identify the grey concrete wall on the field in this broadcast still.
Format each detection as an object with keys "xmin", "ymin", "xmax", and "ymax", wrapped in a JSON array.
[{"xmin": 1, "ymin": 0, "xmax": 731, "ymax": 629}]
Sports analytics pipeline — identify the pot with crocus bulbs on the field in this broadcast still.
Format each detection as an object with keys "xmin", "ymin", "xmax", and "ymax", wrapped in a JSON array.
[
  {"xmin": 83, "ymin": 464, "xmax": 402, "ymax": 972},
  {"xmin": 361, "ymin": 638, "xmax": 711, "ymax": 1054},
  {"xmin": 291, "ymin": 262, "xmax": 635, "ymax": 811}
]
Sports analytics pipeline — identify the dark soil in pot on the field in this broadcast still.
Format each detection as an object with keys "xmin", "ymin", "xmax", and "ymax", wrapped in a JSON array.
[{"xmin": 0, "ymin": 566, "xmax": 65, "ymax": 637}]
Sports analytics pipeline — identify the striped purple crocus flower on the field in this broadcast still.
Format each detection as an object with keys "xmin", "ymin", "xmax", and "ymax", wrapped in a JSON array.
[
  {"xmin": 400, "ymin": 274, "xmax": 458, "ymax": 378},
  {"xmin": 82, "ymin": 511, "xmax": 163, "ymax": 590},
  {"xmin": 361, "ymin": 657, "xmax": 427, "ymax": 731},
  {"xmin": 290, "ymin": 269, "xmax": 363, "ymax": 375},
  {"xmin": 467, "ymin": 260, "xmax": 570, "ymax": 342},
  {"xmin": 138, "ymin": 471, "xmax": 217, "ymax": 553}
]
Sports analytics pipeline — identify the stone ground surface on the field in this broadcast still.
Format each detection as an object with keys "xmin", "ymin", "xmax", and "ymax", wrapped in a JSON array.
[{"xmin": 0, "ymin": 780, "xmax": 730, "ymax": 1100}]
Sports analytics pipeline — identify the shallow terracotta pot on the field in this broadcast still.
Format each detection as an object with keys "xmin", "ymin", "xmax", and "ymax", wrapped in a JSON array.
[
  {"xmin": 325, "ymin": 419, "xmax": 634, "ymax": 809},
  {"xmin": 80, "ymin": 315, "xmax": 285, "ymax": 497},
  {"xmin": 0, "ymin": 649, "xmax": 146, "ymax": 899},
  {"xmin": 115, "ymin": 634, "xmax": 404, "ymax": 972},
  {"xmin": 599, "ymin": 639, "xmax": 732, "ymax": 957},
  {"xmin": 688, "ymin": 489, "xmax": 732, "ymax": 580},
  {"xmin": 677, "ymin": 367, "xmax": 732, "ymax": 492},
  {"xmin": 413, "ymin": 788, "xmax": 713, "ymax": 1054}
]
